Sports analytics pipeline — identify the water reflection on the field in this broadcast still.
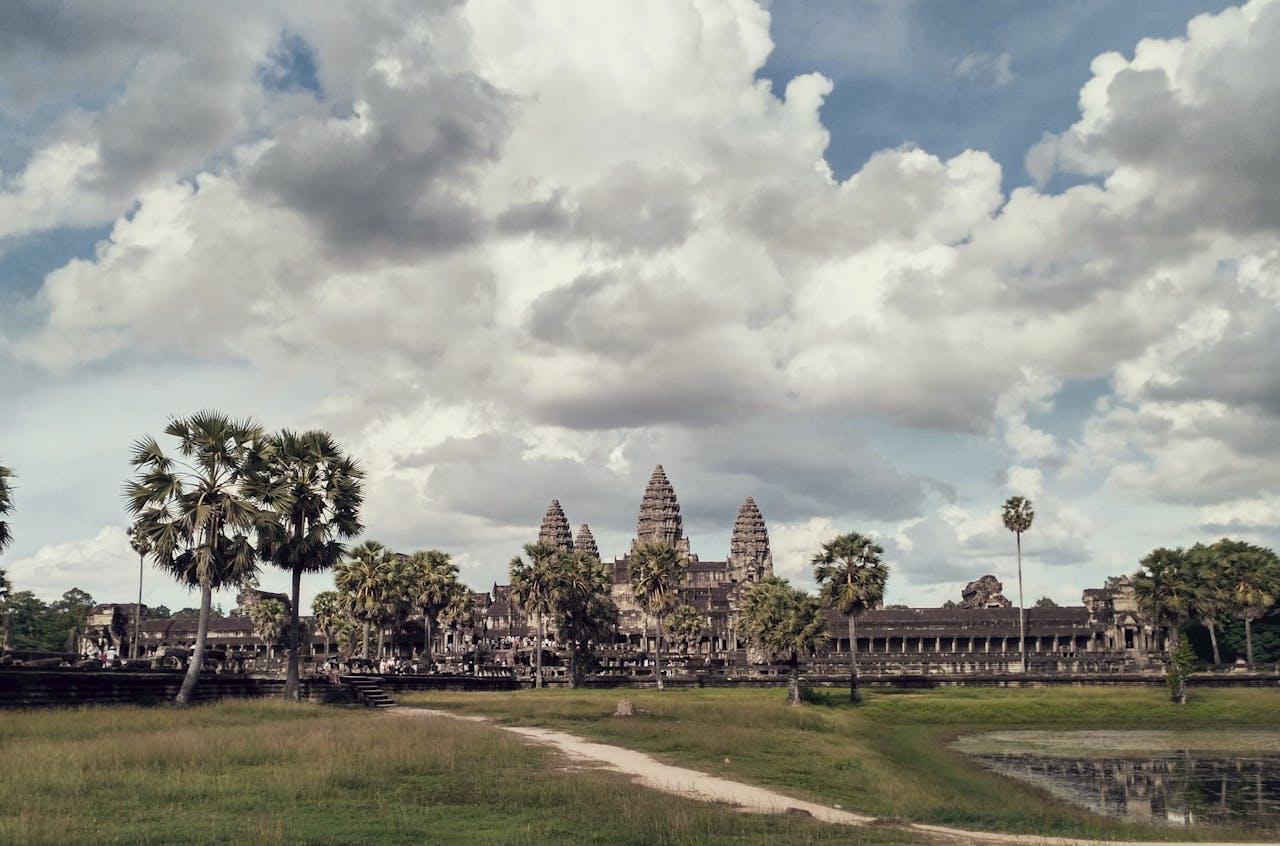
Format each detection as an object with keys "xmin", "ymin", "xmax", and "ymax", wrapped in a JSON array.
[{"xmin": 973, "ymin": 753, "xmax": 1280, "ymax": 826}]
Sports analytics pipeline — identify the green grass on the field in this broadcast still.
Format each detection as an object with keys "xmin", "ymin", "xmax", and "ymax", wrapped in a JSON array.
[
  {"xmin": 398, "ymin": 685, "xmax": 1280, "ymax": 841},
  {"xmin": 0, "ymin": 700, "xmax": 924, "ymax": 846}
]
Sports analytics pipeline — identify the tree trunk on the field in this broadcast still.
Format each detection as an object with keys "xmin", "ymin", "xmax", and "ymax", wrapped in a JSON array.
[
  {"xmin": 848, "ymin": 614, "xmax": 861, "ymax": 704},
  {"xmin": 1206, "ymin": 619, "xmax": 1221, "ymax": 665},
  {"xmin": 534, "ymin": 614, "xmax": 544, "ymax": 689},
  {"xmin": 361, "ymin": 620, "xmax": 370, "ymax": 660},
  {"xmin": 133, "ymin": 551, "xmax": 144, "ymax": 660},
  {"xmin": 176, "ymin": 579, "xmax": 213, "ymax": 706},
  {"xmin": 376, "ymin": 623, "xmax": 384, "ymax": 660},
  {"xmin": 424, "ymin": 615, "xmax": 434, "ymax": 672},
  {"xmin": 1016, "ymin": 531, "xmax": 1026, "ymax": 674},
  {"xmin": 1245, "ymin": 618, "xmax": 1255, "ymax": 668},
  {"xmin": 655, "ymin": 612, "xmax": 664, "ymax": 691},
  {"xmin": 568, "ymin": 642, "xmax": 580, "ymax": 689},
  {"xmin": 787, "ymin": 655, "xmax": 801, "ymax": 706},
  {"xmin": 283, "ymin": 565, "xmax": 303, "ymax": 700}
]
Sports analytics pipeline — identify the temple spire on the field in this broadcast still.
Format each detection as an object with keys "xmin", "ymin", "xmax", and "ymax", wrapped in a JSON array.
[
  {"xmin": 632, "ymin": 465, "xmax": 693, "ymax": 559},
  {"xmin": 575, "ymin": 524, "xmax": 599, "ymax": 560},
  {"xmin": 728, "ymin": 496, "xmax": 772, "ymax": 582},
  {"xmin": 538, "ymin": 499, "xmax": 574, "ymax": 552}
]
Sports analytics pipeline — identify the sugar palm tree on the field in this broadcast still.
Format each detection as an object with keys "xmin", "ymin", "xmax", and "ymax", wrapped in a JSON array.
[
  {"xmin": 251, "ymin": 429, "xmax": 364, "ymax": 700},
  {"xmin": 404, "ymin": 549, "xmax": 461, "ymax": 668},
  {"xmin": 549, "ymin": 549, "xmax": 617, "ymax": 688},
  {"xmin": 124, "ymin": 411, "xmax": 269, "ymax": 705},
  {"xmin": 812, "ymin": 532, "xmax": 888, "ymax": 704},
  {"xmin": 0, "ymin": 460, "xmax": 13, "ymax": 557},
  {"xmin": 666, "ymin": 603, "xmax": 704, "ymax": 659},
  {"xmin": 310, "ymin": 589, "xmax": 348, "ymax": 659},
  {"xmin": 249, "ymin": 598, "xmax": 289, "ymax": 659},
  {"xmin": 335, "ymin": 540, "xmax": 395, "ymax": 660},
  {"xmin": 1187, "ymin": 542, "xmax": 1230, "ymax": 665},
  {"xmin": 1001, "ymin": 496, "xmax": 1034, "ymax": 673},
  {"xmin": 740, "ymin": 576, "xmax": 829, "ymax": 706},
  {"xmin": 1220, "ymin": 540, "xmax": 1279, "ymax": 668},
  {"xmin": 127, "ymin": 525, "xmax": 152, "ymax": 660},
  {"xmin": 1132, "ymin": 546, "xmax": 1194, "ymax": 647},
  {"xmin": 628, "ymin": 541, "xmax": 688, "ymax": 691},
  {"xmin": 509, "ymin": 542, "xmax": 557, "ymax": 688}
]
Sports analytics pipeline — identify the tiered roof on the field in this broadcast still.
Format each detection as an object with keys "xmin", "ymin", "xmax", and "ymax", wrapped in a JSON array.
[
  {"xmin": 537, "ymin": 499, "xmax": 575, "ymax": 552},
  {"xmin": 575, "ymin": 524, "xmax": 599, "ymax": 560},
  {"xmin": 728, "ymin": 496, "xmax": 772, "ymax": 581}
]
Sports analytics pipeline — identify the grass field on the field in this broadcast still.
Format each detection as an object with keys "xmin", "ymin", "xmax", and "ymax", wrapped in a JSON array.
[
  {"xmin": 398, "ymin": 684, "xmax": 1280, "ymax": 842},
  {"xmin": 0, "ymin": 699, "xmax": 924, "ymax": 846}
]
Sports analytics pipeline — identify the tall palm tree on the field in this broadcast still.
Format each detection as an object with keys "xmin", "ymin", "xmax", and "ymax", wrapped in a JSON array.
[
  {"xmin": 1187, "ymin": 542, "xmax": 1231, "ymax": 665},
  {"xmin": 740, "ymin": 576, "xmax": 829, "ymax": 706},
  {"xmin": 1001, "ymin": 496, "xmax": 1034, "ymax": 673},
  {"xmin": 1132, "ymin": 546, "xmax": 1194, "ymax": 647},
  {"xmin": 251, "ymin": 429, "xmax": 364, "ymax": 700},
  {"xmin": 335, "ymin": 540, "xmax": 395, "ymax": 660},
  {"xmin": 509, "ymin": 543, "xmax": 557, "ymax": 688},
  {"xmin": 1220, "ymin": 540, "xmax": 1279, "ymax": 668},
  {"xmin": 812, "ymin": 532, "xmax": 889, "ymax": 704},
  {"xmin": 249, "ymin": 598, "xmax": 289, "ymax": 659},
  {"xmin": 403, "ymin": 549, "xmax": 461, "ymax": 668},
  {"xmin": 310, "ymin": 589, "xmax": 348, "ymax": 659},
  {"xmin": 127, "ymin": 525, "xmax": 152, "ymax": 660},
  {"xmin": 549, "ymin": 549, "xmax": 617, "ymax": 688},
  {"xmin": 628, "ymin": 541, "xmax": 688, "ymax": 691},
  {"xmin": 0, "ymin": 460, "xmax": 13, "ymax": 557},
  {"xmin": 124, "ymin": 411, "xmax": 269, "ymax": 705}
]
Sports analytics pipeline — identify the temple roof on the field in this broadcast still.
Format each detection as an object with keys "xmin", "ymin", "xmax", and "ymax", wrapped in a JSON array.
[
  {"xmin": 575, "ymin": 524, "xmax": 599, "ymax": 560},
  {"xmin": 537, "ymin": 499, "xmax": 574, "ymax": 552},
  {"xmin": 636, "ymin": 465, "xmax": 683, "ymax": 546},
  {"xmin": 729, "ymin": 496, "xmax": 770, "ymax": 560}
]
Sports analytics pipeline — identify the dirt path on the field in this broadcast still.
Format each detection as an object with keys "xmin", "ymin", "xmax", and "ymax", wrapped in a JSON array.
[{"xmin": 387, "ymin": 707, "xmax": 1272, "ymax": 846}]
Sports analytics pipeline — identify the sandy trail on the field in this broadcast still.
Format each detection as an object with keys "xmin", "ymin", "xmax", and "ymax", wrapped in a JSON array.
[{"xmin": 388, "ymin": 707, "xmax": 1273, "ymax": 846}]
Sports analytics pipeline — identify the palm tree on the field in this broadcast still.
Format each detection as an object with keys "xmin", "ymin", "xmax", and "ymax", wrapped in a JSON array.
[
  {"xmin": 403, "ymin": 549, "xmax": 461, "ymax": 669},
  {"xmin": 127, "ymin": 525, "xmax": 152, "ymax": 660},
  {"xmin": 812, "ymin": 532, "xmax": 889, "ymax": 704},
  {"xmin": 310, "ymin": 589, "xmax": 348, "ymax": 659},
  {"xmin": 628, "ymin": 541, "xmax": 688, "ymax": 691},
  {"xmin": 251, "ymin": 430, "xmax": 364, "ymax": 700},
  {"xmin": 740, "ymin": 576, "xmax": 829, "ymax": 706},
  {"xmin": 549, "ymin": 549, "xmax": 617, "ymax": 688},
  {"xmin": 1132, "ymin": 546, "xmax": 1194, "ymax": 647},
  {"xmin": 1187, "ymin": 542, "xmax": 1230, "ymax": 665},
  {"xmin": 124, "ymin": 411, "xmax": 269, "ymax": 705},
  {"xmin": 1220, "ymin": 540, "xmax": 1279, "ymax": 668},
  {"xmin": 0, "ymin": 460, "xmax": 13, "ymax": 557},
  {"xmin": 509, "ymin": 543, "xmax": 557, "ymax": 688},
  {"xmin": 249, "ymin": 598, "xmax": 289, "ymax": 659},
  {"xmin": 1001, "ymin": 496, "xmax": 1034, "ymax": 673},
  {"xmin": 335, "ymin": 540, "xmax": 395, "ymax": 660},
  {"xmin": 666, "ymin": 604, "xmax": 704, "ymax": 659}
]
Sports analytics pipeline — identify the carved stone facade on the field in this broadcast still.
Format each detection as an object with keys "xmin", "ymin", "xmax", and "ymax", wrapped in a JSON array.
[
  {"xmin": 960, "ymin": 575, "xmax": 1012, "ymax": 609},
  {"xmin": 537, "ymin": 499, "xmax": 575, "ymax": 552}
]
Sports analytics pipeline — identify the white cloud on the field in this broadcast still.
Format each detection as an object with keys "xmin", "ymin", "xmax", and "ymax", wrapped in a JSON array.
[{"xmin": 955, "ymin": 51, "xmax": 1014, "ymax": 88}]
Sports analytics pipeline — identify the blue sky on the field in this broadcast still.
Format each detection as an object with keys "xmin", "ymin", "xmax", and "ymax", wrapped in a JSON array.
[{"xmin": 0, "ymin": 1, "xmax": 1276, "ymax": 616}]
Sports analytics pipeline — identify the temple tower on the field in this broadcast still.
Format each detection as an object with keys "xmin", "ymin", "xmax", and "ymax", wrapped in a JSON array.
[
  {"xmin": 537, "ymin": 499, "xmax": 575, "ymax": 552},
  {"xmin": 575, "ymin": 524, "xmax": 599, "ymax": 560},
  {"xmin": 632, "ymin": 465, "xmax": 693, "ymax": 559},
  {"xmin": 727, "ymin": 496, "xmax": 773, "ymax": 583}
]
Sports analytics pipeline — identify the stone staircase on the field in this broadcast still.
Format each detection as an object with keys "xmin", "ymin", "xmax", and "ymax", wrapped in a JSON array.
[{"xmin": 340, "ymin": 675, "xmax": 396, "ymax": 709}]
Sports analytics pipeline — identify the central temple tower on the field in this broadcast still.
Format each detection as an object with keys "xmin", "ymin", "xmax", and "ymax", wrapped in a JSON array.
[{"xmin": 632, "ymin": 465, "xmax": 694, "ymax": 560}]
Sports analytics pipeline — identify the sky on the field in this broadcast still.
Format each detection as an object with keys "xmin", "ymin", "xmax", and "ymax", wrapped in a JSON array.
[{"xmin": 1, "ymin": 0, "xmax": 1276, "ymax": 618}]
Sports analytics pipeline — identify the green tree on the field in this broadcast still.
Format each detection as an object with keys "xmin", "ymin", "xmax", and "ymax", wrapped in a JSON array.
[
  {"xmin": 124, "ymin": 411, "xmax": 269, "ymax": 705},
  {"xmin": 509, "ymin": 543, "xmax": 557, "ymax": 689},
  {"xmin": 666, "ymin": 604, "xmax": 704, "ymax": 657},
  {"xmin": 740, "ymin": 576, "xmax": 829, "ymax": 706},
  {"xmin": 812, "ymin": 532, "xmax": 888, "ymax": 704},
  {"xmin": 1219, "ymin": 540, "xmax": 1280, "ymax": 667},
  {"xmin": 628, "ymin": 541, "xmax": 688, "ymax": 691},
  {"xmin": 150, "ymin": 604, "xmax": 172, "ymax": 619},
  {"xmin": 310, "ymin": 589, "xmax": 349, "ymax": 658},
  {"xmin": 127, "ymin": 526, "xmax": 151, "ymax": 660},
  {"xmin": 1034, "ymin": 596, "xmax": 1059, "ymax": 608},
  {"xmin": 50, "ymin": 588, "xmax": 96, "ymax": 651},
  {"xmin": 249, "ymin": 598, "xmax": 289, "ymax": 658},
  {"xmin": 252, "ymin": 429, "xmax": 364, "ymax": 700},
  {"xmin": 334, "ymin": 540, "xmax": 395, "ymax": 660},
  {"xmin": 548, "ymin": 549, "xmax": 617, "ymax": 688},
  {"xmin": 1133, "ymin": 546, "xmax": 1194, "ymax": 647},
  {"xmin": 1002, "ymin": 496, "xmax": 1034, "ymax": 672},
  {"xmin": 403, "ymin": 549, "xmax": 461, "ymax": 668},
  {"xmin": 1187, "ymin": 542, "xmax": 1231, "ymax": 664},
  {"xmin": 0, "ymin": 460, "xmax": 14, "ymax": 600},
  {"xmin": 2, "ymin": 592, "xmax": 61, "ymax": 651}
]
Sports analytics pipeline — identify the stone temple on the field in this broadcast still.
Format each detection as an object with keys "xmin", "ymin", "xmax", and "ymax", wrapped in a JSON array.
[{"xmin": 489, "ymin": 465, "xmax": 1169, "ymax": 678}]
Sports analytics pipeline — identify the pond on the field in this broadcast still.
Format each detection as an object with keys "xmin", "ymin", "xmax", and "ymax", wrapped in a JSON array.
[{"xmin": 953, "ymin": 731, "xmax": 1280, "ymax": 827}]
